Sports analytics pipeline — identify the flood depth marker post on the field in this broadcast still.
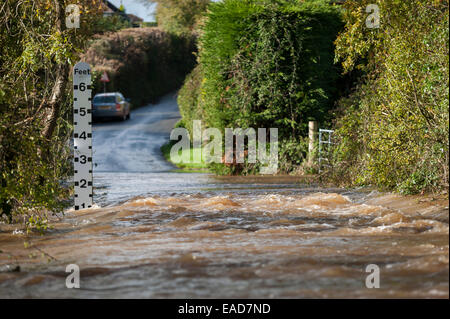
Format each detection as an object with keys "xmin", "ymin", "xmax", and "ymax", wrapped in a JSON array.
[{"xmin": 73, "ymin": 62, "xmax": 93, "ymax": 210}]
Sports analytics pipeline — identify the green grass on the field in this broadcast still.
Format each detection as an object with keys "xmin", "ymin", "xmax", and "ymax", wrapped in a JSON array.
[{"xmin": 161, "ymin": 142, "xmax": 210, "ymax": 172}]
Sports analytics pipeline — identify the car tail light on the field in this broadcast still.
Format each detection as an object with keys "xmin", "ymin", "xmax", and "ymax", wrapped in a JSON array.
[{"xmin": 116, "ymin": 103, "xmax": 121, "ymax": 111}]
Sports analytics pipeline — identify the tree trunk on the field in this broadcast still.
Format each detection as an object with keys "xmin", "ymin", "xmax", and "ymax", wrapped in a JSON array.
[
  {"xmin": 42, "ymin": 63, "xmax": 70, "ymax": 141},
  {"xmin": 41, "ymin": 0, "xmax": 68, "ymax": 142}
]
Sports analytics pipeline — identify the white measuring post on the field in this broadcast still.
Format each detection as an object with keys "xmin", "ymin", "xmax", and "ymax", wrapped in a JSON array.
[{"xmin": 73, "ymin": 62, "xmax": 93, "ymax": 210}]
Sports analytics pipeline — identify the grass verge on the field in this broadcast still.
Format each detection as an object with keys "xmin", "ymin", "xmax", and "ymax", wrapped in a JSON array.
[{"xmin": 161, "ymin": 141, "xmax": 210, "ymax": 172}]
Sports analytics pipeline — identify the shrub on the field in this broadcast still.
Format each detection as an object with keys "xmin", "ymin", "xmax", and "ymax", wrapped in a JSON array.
[
  {"xmin": 177, "ymin": 64, "xmax": 204, "ymax": 135},
  {"xmin": 93, "ymin": 15, "xmax": 133, "ymax": 33},
  {"xmin": 331, "ymin": 0, "xmax": 449, "ymax": 193},
  {"xmin": 150, "ymin": 0, "xmax": 211, "ymax": 35},
  {"xmin": 228, "ymin": 1, "xmax": 343, "ymax": 138},
  {"xmin": 178, "ymin": 0, "xmax": 343, "ymax": 174},
  {"xmin": 0, "ymin": 0, "xmax": 102, "ymax": 228},
  {"xmin": 84, "ymin": 27, "xmax": 197, "ymax": 107}
]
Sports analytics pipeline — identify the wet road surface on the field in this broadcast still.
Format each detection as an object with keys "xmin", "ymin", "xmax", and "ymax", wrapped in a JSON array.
[{"xmin": 92, "ymin": 92, "xmax": 208, "ymax": 205}]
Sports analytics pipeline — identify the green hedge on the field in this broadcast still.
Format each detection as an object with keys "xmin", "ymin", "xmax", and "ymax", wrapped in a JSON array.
[
  {"xmin": 331, "ymin": 0, "xmax": 449, "ymax": 194},
  {"xmin": 178, "ymin": 0, "xmax": 343, "ymax": 173},
  {"xmin": 177, "ymin": 64, "xmax": 204, "ymax": 134},
  {"xmin": 84, "ymin": 27, "xmax": 197, "ymax": 108}
]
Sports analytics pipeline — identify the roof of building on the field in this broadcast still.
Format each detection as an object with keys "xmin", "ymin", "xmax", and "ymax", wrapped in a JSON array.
[
  {"xmin": 127, "ymin": 14, "xmax": 143, "ymax": 23},
  {"xmin": 100, "ymin": 1, "xmax": 144, "ymax": 22}
]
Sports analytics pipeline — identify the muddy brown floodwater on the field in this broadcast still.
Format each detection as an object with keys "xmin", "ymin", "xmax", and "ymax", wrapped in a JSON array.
[
  {"xmin": 0, "ymin": 94, "xmax": 448, "ymax": 298},
  {"xmin": 0, "ymin": 187, "xmax": 448, "ymax": 298}
]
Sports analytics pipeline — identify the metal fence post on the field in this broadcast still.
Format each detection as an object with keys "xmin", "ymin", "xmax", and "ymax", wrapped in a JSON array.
[
  {"xmin": 308, "ymin": 121, "xmax": 318, "ymax": 166},
  {"xmin": 318, "ymin": 129, "xmax": 334, "ymax": 173}
]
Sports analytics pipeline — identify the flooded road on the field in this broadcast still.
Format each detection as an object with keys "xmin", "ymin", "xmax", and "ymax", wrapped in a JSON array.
[
  {"xmin": 0, "ymin": 94, "xmax": 448, "ymax": 298},
  {"xmin": 91, "ymin": 92, "xmax": 204, "ymax": 206}
]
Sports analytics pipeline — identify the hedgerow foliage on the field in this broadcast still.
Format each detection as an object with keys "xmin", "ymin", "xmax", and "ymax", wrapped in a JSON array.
[
  {"xmin": 177, "ymin": 64, "xmax": 204, "ymax": 133},
  {"xmin": 330, "ymin": 0, "xmax": 449, "ymax": 194},
  {"xmin": 145, "ymin": 0, "xmax": 210, "ymax": 35},
  {"xmin": 178, "ymin": 0, "xmax": 343, "ymax": 173},
  {"xmin": 84, "ymin": 27, "xmax": 197, "ymax": 107},
  {"xmin": 0, "ymin": 0, "xmax": 103, "ymax": 228}
]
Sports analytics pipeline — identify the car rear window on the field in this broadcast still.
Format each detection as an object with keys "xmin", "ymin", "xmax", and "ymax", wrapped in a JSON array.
[{"xmin": 93, "ymin": 95, "xmax": 116, "ymax": 103}]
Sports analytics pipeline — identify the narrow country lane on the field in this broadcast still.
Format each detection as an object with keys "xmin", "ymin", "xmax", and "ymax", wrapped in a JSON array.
[
  {"xmin": 92, "ymin": 93, "xmax": 212, "ymax": 206},
  {"xmin": 93, "ymin": 93, "xmax": 179, "ymax": 173}
]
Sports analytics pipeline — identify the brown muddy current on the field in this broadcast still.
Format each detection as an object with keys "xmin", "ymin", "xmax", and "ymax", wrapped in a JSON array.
[
  {"xmin": 0, "ymin": 185, "xmax": 448, "ymax": 298},
  {"xmin": 0, "ymin": 95, "xmax": 448, "ymax": 298}
]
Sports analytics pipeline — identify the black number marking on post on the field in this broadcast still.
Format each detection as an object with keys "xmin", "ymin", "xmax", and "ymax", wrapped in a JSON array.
[{"xmin": 79, "ymin": 179, "xmax": 87, "ymax": 188}]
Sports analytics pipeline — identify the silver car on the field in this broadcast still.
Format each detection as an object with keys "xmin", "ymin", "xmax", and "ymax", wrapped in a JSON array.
[{"xmin": 92, "ymin": 92, "xmax": 131, "ymax": 121}]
